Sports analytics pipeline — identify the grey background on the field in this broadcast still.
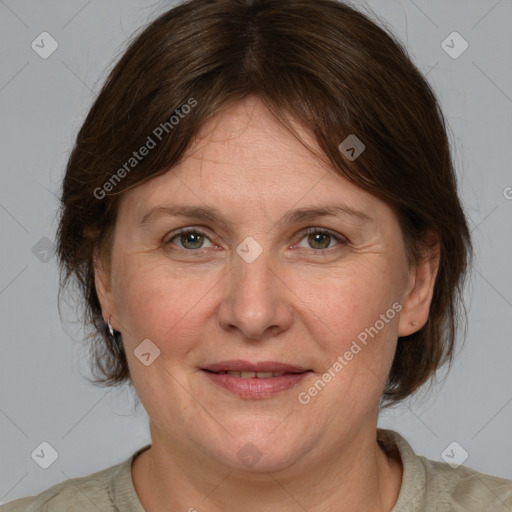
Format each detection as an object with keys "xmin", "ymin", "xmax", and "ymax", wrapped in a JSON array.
[{"xmin": 1, "ymin": 0, "xmax": 511, "ymax": 504}]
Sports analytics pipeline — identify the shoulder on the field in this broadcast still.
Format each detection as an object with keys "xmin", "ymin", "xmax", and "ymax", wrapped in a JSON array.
[
  {"xmin": 378, "ymin": 429, "xmax": 512, "ymax": 511},
  {"xmin": 419, "ymin": 454, "xmax": 512, "ymax": 510},
  {"xmin": 0, "ymin": 465, "xmax": 115, "ymax": 512},
  {"xmin": 0, "ymin": 447, "xmax": 146, "ymax": 512}
]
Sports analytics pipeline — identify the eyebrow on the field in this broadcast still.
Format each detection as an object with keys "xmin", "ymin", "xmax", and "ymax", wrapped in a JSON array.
[{"xmin": 138, "ymin": 204, "xmax": 373, "ymax": 229}]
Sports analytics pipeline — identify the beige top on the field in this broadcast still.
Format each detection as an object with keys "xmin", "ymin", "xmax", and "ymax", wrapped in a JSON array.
[{"xmin": 2, "ymin": 429, "xmax": 511, "ymax": 511}]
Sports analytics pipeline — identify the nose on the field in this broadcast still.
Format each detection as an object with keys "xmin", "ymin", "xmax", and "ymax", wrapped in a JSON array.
[{"xmin": 216, "ymin": 245, "xmax": 293, "ymax": 341}]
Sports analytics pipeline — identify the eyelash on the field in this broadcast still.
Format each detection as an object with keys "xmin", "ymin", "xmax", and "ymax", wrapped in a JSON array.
[{"xmin": 163, "ymin": 226, "xmax": 348, "ymax": 255}]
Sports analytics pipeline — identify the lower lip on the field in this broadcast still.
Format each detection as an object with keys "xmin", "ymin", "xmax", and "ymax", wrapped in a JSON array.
[{"xmin": 202, "ymin": 370, "xmax": 310, "ymax": 399}]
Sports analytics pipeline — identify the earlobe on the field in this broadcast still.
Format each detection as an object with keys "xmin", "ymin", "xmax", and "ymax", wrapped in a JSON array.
[{"xmin": 398, "ymin": 239, "xmax": 440, "ymax": 337}]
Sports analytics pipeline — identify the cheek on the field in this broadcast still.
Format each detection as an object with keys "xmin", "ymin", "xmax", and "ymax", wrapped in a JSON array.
[
  {"xmin": 111, "ymin": 257, "xmax": 218, "ymax": 352},
  {"xmin": 294, "ymin": 270, "xmax": 400, "ymax": 413},
  {"xmin": 292, "ymin": 262, "xmax": 402, "ymax": 354}
]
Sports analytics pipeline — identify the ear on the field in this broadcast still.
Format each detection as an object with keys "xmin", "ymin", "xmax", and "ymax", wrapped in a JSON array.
[
  {"xmin": 93, "ymin": 249, "xmax": 118, "ymax": 331},
  {"xmin": 398, "ymin": 235, "xmax": 440, "ymax": 337}
]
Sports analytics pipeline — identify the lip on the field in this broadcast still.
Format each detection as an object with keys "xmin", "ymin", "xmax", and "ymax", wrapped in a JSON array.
[
  {"xmin": 201, "ymin": 360, "xmax": 311, "ymax": 399},
  {"xmin": 202, "ymin": 360, "xmax": 308, "ymax": 373}
]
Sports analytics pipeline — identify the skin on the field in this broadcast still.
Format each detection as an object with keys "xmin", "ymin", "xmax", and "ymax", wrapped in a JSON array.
[{"xmin": 95, "ymin": 97, "xmax": 439, "ymax": 511}]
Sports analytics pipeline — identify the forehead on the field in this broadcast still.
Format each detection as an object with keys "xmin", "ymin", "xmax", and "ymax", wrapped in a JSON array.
[
  {"xmin": 119, "ymin": 97, "xmax": 383, "ymax": 223},
  {"xmin": 184, "ymin": 97, "xmax": 324, "ymax": 183}
]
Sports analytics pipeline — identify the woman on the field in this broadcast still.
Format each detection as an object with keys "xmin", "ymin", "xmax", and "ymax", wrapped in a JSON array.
[{"xmin": 2, "ymin": 0, "xmax": 511, "ymax": 510}]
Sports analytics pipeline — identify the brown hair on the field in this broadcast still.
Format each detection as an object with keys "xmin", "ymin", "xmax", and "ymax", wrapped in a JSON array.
[{"xmin": 56, "ymin": 0, "xmax": 472, "ymax": 406}]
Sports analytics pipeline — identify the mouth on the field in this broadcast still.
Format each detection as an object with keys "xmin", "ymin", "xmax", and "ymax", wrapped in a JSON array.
[
  {"xmin": 201, "ymin": 360, "xmax": 312, "ymax": 399},
  {"xmin": 206, "ymin": 370, "xmax": 295, "ymax": 378}
]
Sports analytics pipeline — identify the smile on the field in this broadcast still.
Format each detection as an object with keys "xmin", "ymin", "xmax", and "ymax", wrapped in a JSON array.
[
  {"xmin": 201, "ymin": 360, "xmax": 312, "ymax": 399},
  {"xmin": 215, "ymin": 371, "xmax": 287, "ymax": 378}
]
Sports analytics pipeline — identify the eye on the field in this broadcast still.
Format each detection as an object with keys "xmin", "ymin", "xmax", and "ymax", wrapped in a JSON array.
[
  {"xmin": 163, "ymin": 226, "xmax": 347, "ymax": 254},
  {"xmin": 295, "ymin": 228, "xmax": 347, "ymax": 252},
  {"xmin": 164, "ymin": 228, "xmax": 214, "ymax": 251}
]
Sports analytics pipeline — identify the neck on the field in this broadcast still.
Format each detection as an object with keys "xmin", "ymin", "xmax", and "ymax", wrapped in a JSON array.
[{"xmin": 132, "ymin": 424, "xmax": 403, "ymax": 512}]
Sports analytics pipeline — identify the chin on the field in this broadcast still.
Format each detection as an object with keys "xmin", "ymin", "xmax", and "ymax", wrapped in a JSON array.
[
  {"xmin": 227, "ymin": 446, "xmax": 303, "ymax": 475},
  {"xmin": 205, "ymin": 428, "xmax": 309, "ymax": 475}
]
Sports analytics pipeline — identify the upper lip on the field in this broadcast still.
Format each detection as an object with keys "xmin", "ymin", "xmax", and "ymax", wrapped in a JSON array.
[{"xmin": 202, "ymin": 360, "xmax": 309, "ymax": 373}]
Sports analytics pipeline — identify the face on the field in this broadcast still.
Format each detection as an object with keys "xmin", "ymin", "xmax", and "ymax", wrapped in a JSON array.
[{"xmin": 96, "ymin": 97, "xmax": 436, "ymax": 473}]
